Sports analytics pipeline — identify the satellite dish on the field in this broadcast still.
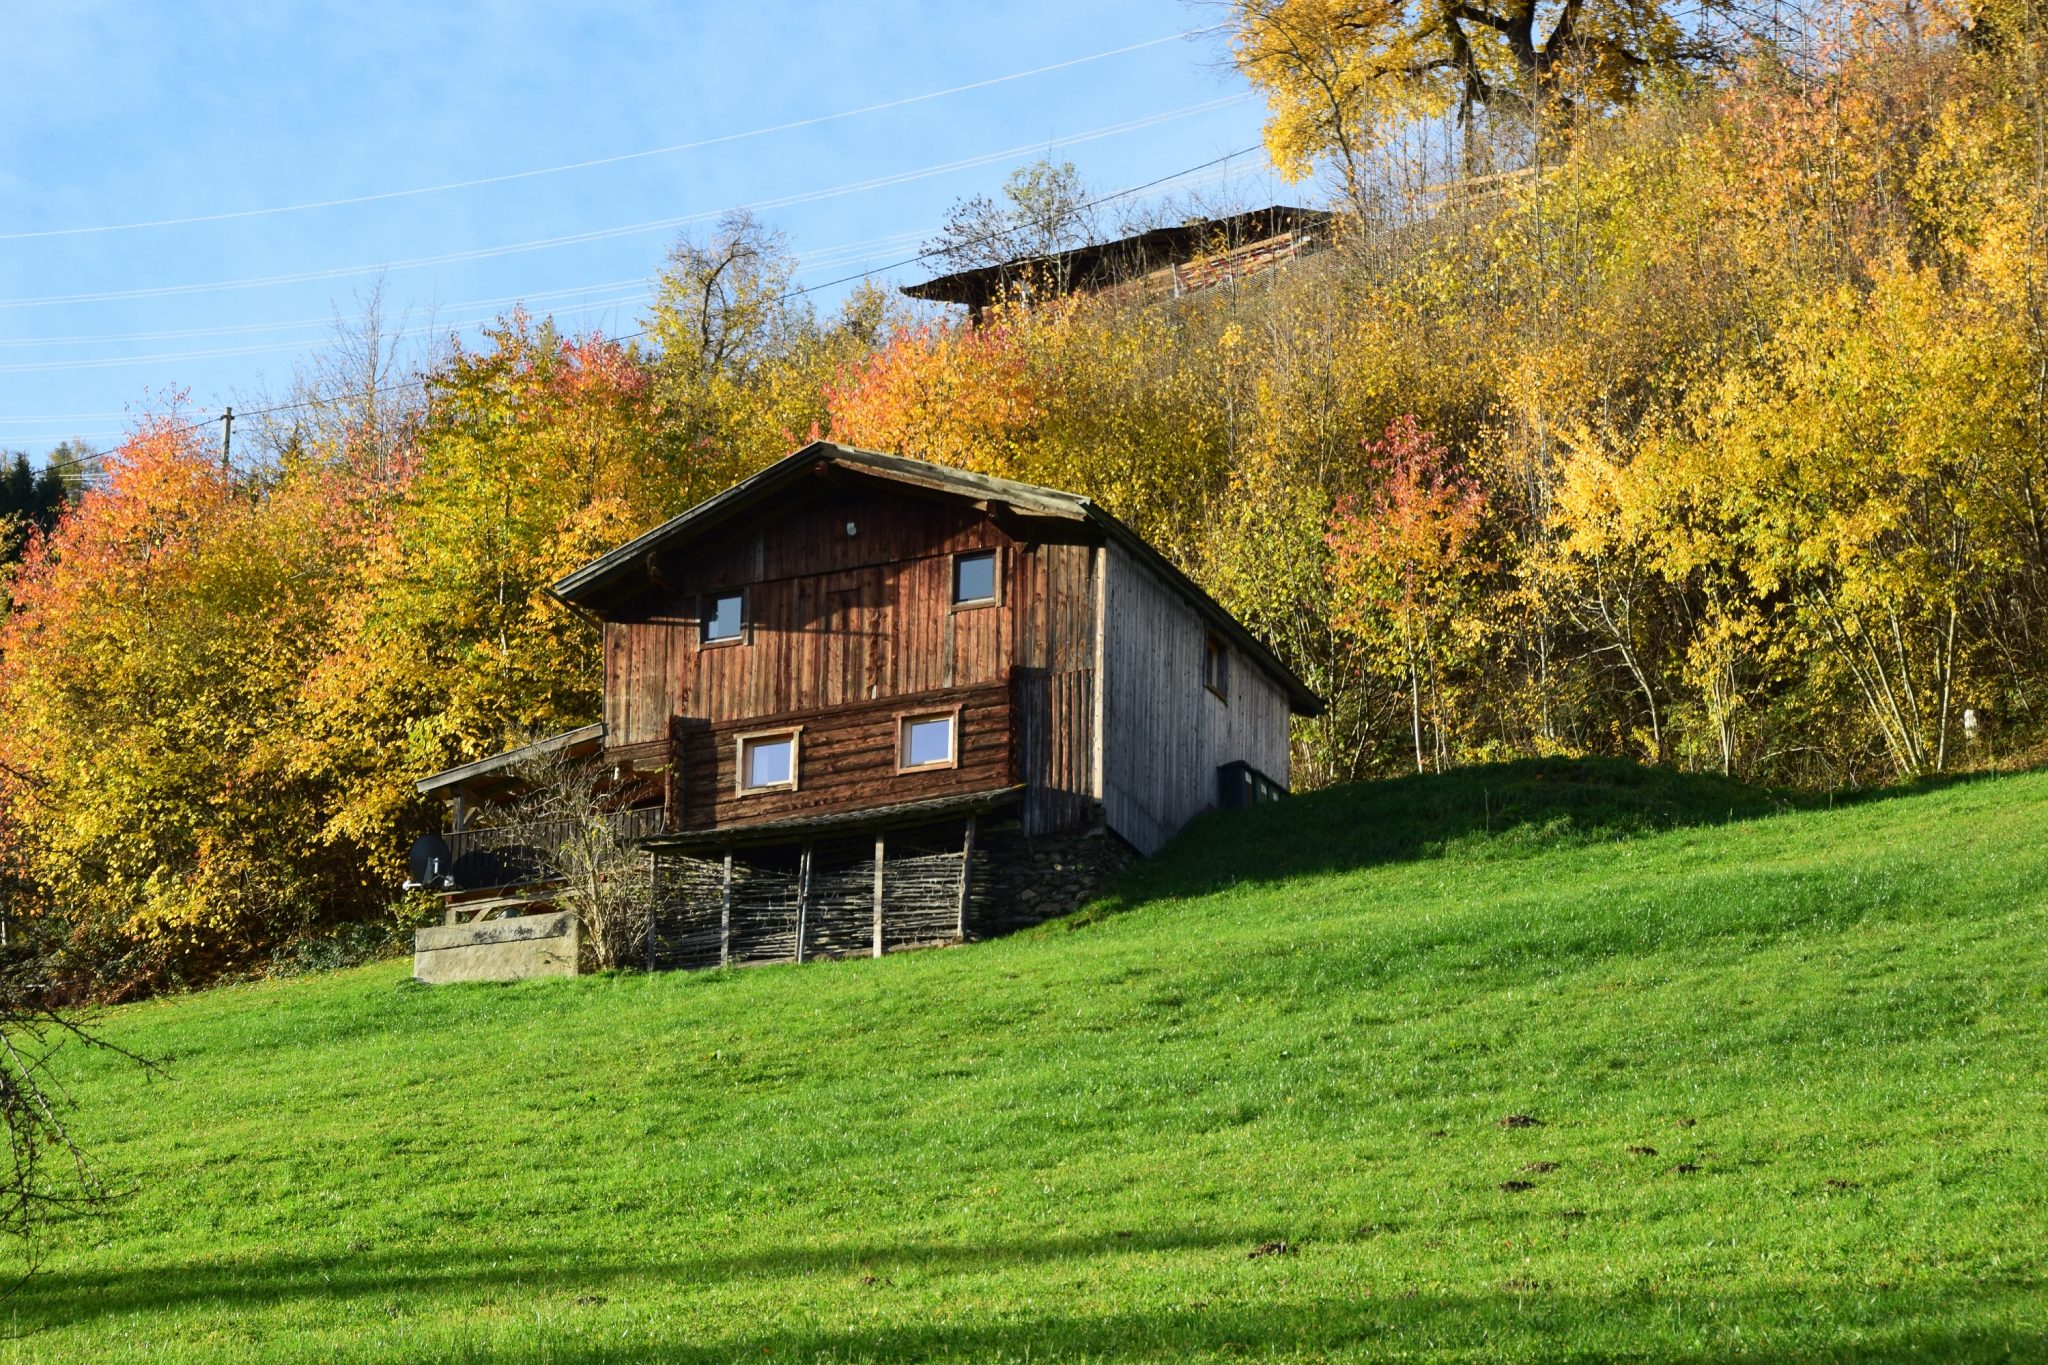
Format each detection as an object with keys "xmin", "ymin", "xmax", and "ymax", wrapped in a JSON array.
[{"xmin": 406, "ymin": 834, "xmax": 455, "ymax": 892}]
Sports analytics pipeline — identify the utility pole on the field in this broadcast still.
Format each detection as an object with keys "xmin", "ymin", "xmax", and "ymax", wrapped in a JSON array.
[{"xmin": 219, "ymin": 406, "xmax": 233, "ymax": 481}]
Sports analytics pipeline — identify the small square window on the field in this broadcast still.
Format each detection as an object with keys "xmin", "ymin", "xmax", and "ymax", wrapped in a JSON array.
[
  {"xmin": 952, "ymin": 551, "xmax": 997, "ymax": 606},
  {"xmin": 899, "ymin": 713, "xmax": 957, "ymax": 770},
  {"xmin": 1203, "ymin": 635, "xmax": 1230, "ymax": 701},
  {"xmin": 703, "ymin": 591, "xmax": 745, "ymax": 644},
  {"xmin": 737, "ymin": 732, "xmax": 797, "ymax": 793}
]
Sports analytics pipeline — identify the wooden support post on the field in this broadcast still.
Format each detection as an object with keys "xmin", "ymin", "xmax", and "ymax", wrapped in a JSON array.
[
  {"xmin": 795, "ymin": 843, "xmax": 813, "ymax": 964},
  {"xmin": 646, "ymin": 850, "xmax": 658, "ymax": 973},
  {"xmin": 872, "ymin": 830, "xmax": 886, "ymax": 959},
  {"xmin": 957, "ymin": 815, "xmax": 976, "ymax": 942},
  {"xmin": 663, "ymin": 715, "xmax": 683, "ymax": 833},
  {"xmin": 719, "ymin": 849, "xmax": 733, "ymax": 969}
]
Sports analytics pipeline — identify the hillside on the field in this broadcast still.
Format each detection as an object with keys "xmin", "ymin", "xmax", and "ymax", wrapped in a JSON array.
[{"xmin": 11, "ymin": 760, "xmax": 2046, "ymax": 1361}]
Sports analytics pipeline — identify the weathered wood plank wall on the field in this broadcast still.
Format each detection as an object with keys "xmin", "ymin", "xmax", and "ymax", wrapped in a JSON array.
[
  {"xmin": 672, "ymin": 681, "xmax": 1013, "ymax": 832},
  {"xmin": 602, "ymin": 479, "xmax": 1100, "ymax": 836},
  {"xmin": 1016, "ymin": 666, "xmax": 1096, "ymax": 835},
  {"xmin": 1098, "ymin": 542, "xmax": 1292, "ymax": 855}
]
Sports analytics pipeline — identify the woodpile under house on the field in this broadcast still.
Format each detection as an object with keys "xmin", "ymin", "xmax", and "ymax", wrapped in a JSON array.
[{"xmin": 409, "ymin": 442, "xmax": 1319, "ymax": 981}]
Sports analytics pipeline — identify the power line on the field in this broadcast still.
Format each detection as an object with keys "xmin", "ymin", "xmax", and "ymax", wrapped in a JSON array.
[
  {"xmin": 0, "ymin": 26, "xmax": 1225, "ymax": 243},
  {"xmin": 0, "ymin": 97, "xmax": 1249, "ymax": 311},
  {"xmin": 0, "ymin": 156, "xmax": 1251, "ymax": 371},
  {"xmin": 0, "ymin": 151, "xmax": 1249, "ymax": 389},
  {"xmin": 0, "ymin": 277, "xmax": 652, "ymax": 350},
  {"xmin": 0, "ymin": 227, "xmax": 947, "ymax": 358},
  {"xmin": 0, "ymin": 289, "xmax": 653, "ymax": 374},
  {"xmin": 0, "ymin": 229, "xmax": 961, "ymax": 379},
  {"xmin": 26, "ymin": 146, "xmax": 1267, "ymax": 471}
]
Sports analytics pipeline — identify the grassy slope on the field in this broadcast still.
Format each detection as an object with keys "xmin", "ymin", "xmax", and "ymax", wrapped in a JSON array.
[{"xmin": 7, "ymin": 759, "xmax": 2045, "ymax": 1362}]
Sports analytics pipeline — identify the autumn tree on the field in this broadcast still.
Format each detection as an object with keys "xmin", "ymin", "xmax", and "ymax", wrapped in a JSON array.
[
  {"xmin": 247, "ymin": 281, "xmax": 427, "ymax": 485},
  {"xmin": 1328, "ymin": 417, "xmax": 1492, "ymax": 772},
  {"xmin": 643, "ymin": 211, "xmax": 819, "ymax": 482},
  {"xmin": 0, "ymin": 409, "xmax": 389, "ymax": 990},
  {"xmin": 295, "ymin": 315, "xmax": 675, "ymax": 861},
  {"xmin": 1228, "ymin": 0, "xmax": 1738, "ymax": 194},
  {"xmin": 922, "ymin": 159, "xmax": 1100, "ymax": 277}
]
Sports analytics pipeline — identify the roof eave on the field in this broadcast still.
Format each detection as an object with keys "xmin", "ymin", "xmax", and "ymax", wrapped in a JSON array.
[
  {"xmin": 1080, "ymin": 503, "xmax": 1324, "ymax": 717},
  {"xmin": 415, "ymin": 722, "xmax": 607, "ymax": 796},
  {"xmin": 551, "ymin": 442, "xmax": 1092, "ymax": 607}
]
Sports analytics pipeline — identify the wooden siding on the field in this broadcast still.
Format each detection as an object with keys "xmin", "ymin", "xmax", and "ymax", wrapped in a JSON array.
[
  {"xmin": 1098, "ymin": 541, "xmax": 1292, "ymax": 855},
  {"xmin": 600, "ymin": 479, "xmax": 1100, "ymax": 836},
  {"xmin": 1016, "ymin": 667, "xmax": 1096, "ymax": 834},
  {"xmin": 673, "ymin": 681, "xmax": 1013, "ymax": 832}
]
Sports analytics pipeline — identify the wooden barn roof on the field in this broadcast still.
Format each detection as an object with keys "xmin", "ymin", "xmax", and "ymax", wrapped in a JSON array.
[
  {"xmin": 553, "ymin": 442, "xmax": 1322, "ymax": 716},
  {"xmin": 901, "ymin": 205, "xmax": 1336, "ymax": 315}
]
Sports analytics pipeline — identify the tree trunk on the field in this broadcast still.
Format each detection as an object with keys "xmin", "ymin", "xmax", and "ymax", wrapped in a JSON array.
[{"xmin": 1409, "ymin": 655, "xmax": 1425, "ymax": 775}]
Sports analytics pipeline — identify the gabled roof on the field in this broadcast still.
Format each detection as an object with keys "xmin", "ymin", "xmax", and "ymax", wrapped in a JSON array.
[{"xmin": 552, "ymin": 442, "xmax": 1322, "ymax": 716}]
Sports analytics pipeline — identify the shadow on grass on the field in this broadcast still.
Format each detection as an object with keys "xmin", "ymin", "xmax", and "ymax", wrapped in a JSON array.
[
  {"xmin": 519, "ymin": 1289, "xmax": 2038, "ymax": 1364},
  {"xmin": 17, "ymin": 1231, "xmax": 2040, "ymax": 1362},
  {"xmin": 1071, "ymin": 756, "xmax": 2004, "ymax": 922},
  {"xmin": 13, "ymin": 1226, "xmax": 1250, "ymax": 1328}
]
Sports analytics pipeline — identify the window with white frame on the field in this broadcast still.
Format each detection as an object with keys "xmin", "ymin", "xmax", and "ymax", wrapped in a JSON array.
[
  {"xmin": 897, "ymin": 711, "xmax": 958, "ymax": 771},
  {"xmin": 736, "ymin": 730, "xmax": 799, "ymax": 794},
  {"xmin": 702, "ymin": 590, "xmax": 746, "ymax": 645}
]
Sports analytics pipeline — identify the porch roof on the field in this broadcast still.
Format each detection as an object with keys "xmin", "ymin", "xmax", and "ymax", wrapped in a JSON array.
[
  {"xmin": 642, "ymin": 784, "xmax": 1028, "ymax": 851},
  {"xmin": 415, "ymin": 723, "xmax": 606, "ymax": 800}
]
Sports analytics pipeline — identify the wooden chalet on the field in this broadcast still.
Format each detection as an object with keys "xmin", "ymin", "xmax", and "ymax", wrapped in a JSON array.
[{"xmin": 415, "ymin": 442, "xmax": 1319, "ymax": 972}]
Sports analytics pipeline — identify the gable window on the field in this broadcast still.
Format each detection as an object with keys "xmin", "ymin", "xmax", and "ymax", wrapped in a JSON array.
[
  {"xmin": 952, "ymin": 550, "xmax": 998, "ymax": 607},
  {"xmin": 736, "ymin": 729, "xmax": 799, "ymax": 795},
  {"xmin": 897, "ymin": 710, "xmax": 960, "ymax": 772},
  {"xmin": 1203, "ymin": 634, "xmax": 1230, "ymax": 701},
  {"xmin": 702, "ymin": 590, "xmax": 747, "ymax": 645}
]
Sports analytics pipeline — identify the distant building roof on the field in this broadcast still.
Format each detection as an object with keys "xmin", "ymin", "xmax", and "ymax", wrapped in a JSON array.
[{"xmin": 902, "ymin": 205, "xmax": 1335, "ymax": 318}]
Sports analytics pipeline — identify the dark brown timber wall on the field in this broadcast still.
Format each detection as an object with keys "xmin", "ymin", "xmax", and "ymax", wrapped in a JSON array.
[
  {"xmin": 601, "ymin": 481, "xmax": 1100, "ymax": 836},
  {"xmin": 671, "ymin": 681, "xmax": 1014, "ymax": 832}
]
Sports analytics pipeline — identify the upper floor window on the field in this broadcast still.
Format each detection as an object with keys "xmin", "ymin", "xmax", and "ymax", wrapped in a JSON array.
[
  {"xmin": 737, "ymin": 729, "xmax": 799, "ymax": 794},
  {"xmin": 702, "ymin": 590, "xmax": 746, "ymax": 645},
  {"xmin": 1203, "ymin": 633, "xmax": 1230, "ymax": 701},
  {"xmin": 952, "ymin": 550, "xmax": 998, "ymax": 607},
  {"xmin": 898, "ymin": 710, "xmax": 959, "ymax": 771}
]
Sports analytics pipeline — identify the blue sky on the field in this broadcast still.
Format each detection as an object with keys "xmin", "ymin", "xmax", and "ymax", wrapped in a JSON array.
[{"xmin": 0, "ymin": 2, "xmax": 1295, "ymax": 464}]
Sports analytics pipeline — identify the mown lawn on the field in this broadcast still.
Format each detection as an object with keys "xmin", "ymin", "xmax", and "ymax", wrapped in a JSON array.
[{"xmin": 5, "ymin": 759, "xmax": 2044, "ymax": 1361}]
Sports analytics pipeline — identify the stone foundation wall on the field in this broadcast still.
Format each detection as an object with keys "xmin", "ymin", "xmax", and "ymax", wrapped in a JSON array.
[{"xmin": 973, "ymin": 815, "xmax": 1138, "ymax": 937}]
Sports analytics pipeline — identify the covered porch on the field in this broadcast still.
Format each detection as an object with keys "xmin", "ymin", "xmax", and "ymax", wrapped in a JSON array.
[{"xmin": 414, "ymin": 722, "xmax": 667, "ymax": 900}]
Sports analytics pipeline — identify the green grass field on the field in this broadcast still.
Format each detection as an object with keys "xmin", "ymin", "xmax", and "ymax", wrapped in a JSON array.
[{"xmin": 7, "ymin": 759, "xmax": 2045, "ymax": 1361}]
